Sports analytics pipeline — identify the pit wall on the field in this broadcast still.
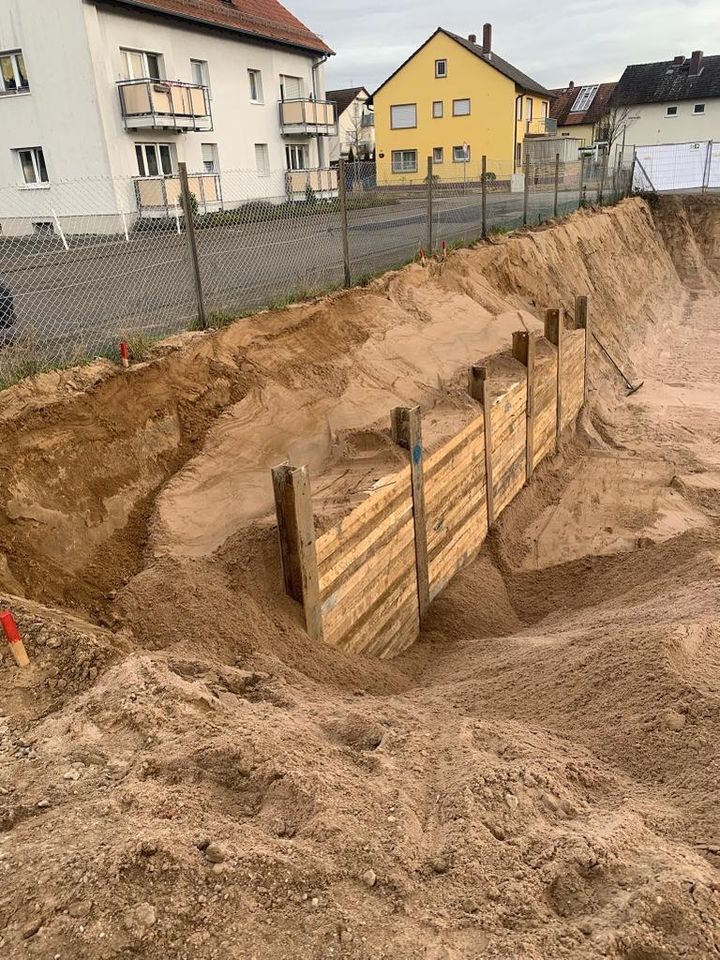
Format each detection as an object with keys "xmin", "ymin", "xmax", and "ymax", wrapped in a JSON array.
[{"xmin": 274, "ymin": 303, "xmax": 589, "ymax": 659}]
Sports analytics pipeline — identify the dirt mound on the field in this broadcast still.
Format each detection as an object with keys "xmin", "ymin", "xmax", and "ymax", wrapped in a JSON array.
[{"xmin": 2, "ymin": 196, "xmax": 720, "ymax": 958}]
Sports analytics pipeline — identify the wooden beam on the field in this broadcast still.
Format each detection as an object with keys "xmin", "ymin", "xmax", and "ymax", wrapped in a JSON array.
[
  {"xmin": 544, "ymin": 307, "xmax": 563, "ymax": 448},
  {"xmin": 575, "ymin": 295, "xmax": 590, "ymax": 407},
  {"xmin": 271, "ymin": 463, "xmax": 323, "ymax": 642},
  {"xmin": 390, "ymin": 406, "xmax": 430, "ymax": 620},
  {"xmin": 512, "ymin": 330, "xmax": 536, "ymax": 482},
  {"xmin": 469, "ymin": 365, "xmax": 495, "ymax": 527}
]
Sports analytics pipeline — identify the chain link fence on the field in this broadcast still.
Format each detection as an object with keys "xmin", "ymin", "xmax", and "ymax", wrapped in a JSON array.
[{"xmin": 0, "ymin": 155, "xmax": 634, "ymax": 388}]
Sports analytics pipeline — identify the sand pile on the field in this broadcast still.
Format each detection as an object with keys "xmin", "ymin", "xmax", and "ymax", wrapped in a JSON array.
[{"xmin": 1, "ymin": 196, "xmax": 720, "ymax": 958}]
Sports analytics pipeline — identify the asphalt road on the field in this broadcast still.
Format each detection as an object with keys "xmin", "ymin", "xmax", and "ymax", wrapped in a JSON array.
[{"xmin": 0, "ymin": 186, "xmax": 594, "ymax": 361}]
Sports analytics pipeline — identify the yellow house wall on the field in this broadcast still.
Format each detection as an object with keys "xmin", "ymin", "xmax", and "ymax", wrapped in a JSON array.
[
  {"xmin": 375, "ymin": 33, "xmax": 520, "ymax": 185},
  {"xmin": 557, "ymin": 122, "xmax": 594, "ymax": 147}
]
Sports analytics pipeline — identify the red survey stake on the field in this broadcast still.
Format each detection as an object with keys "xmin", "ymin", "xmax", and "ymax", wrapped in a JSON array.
[{"xmin": 0, "ymin": 611, "xmax": 30, "ymax": 669}]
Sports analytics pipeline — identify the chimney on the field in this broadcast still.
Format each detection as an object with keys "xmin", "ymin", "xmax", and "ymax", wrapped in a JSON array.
[
  {"xmin": 482, "ymin": 23, "xmax": 492, "ymax": 55},
  {"xmin": 569, "ymin": 80, "xmax": 574, "ymax": 89},
  {"xmin": 690, "ymin": 49, "xmax": 703, "ymax": 75},
  {"xmin": 468, "ymin": 33, "xmax": 477, "ymax": 44},
  {"xmin": 673, "ymin": 55, "xmax": 685, "ymax": 64}
]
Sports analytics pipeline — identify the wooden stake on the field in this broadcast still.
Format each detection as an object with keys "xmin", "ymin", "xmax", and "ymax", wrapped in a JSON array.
[
  {"xmin": 512, "ymin": 330, "xmax": 537, "ymax": 481},
  {"xmin": 271, "ymin": 464, "xmax": 323, "ymax": 642},
  {"xmin": 391, "ymin": 406, "xmax": 430, "ymax": 620},
  {"xmin": 544, "ymin": 307, "xmax": 563, "ymax": 446},
  {"xmin": 1, "ymin": 612, "xmax": 30, "ymax": 669},
  {"xmin": 575, "ymin": 295, "xmax": 590, "ymax": 406},
  {"xmin": 469, "ymin": 365, "xmax": 495, "ymax": 527}
]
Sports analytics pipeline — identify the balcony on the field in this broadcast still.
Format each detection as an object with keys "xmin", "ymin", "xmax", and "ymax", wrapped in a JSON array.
[
  {"xmin": 118, "ymin": 79, "xmax": 212, "ymax": 132},
  {"xmin": 134, "ymin": 172, "xmax": 221, "ymax": 214},
  {"xmin": 525, "ymin": 117, "xmax": 558, "ymax": 137},
  {"xmin": 279, "ymin": 98, "xmax": 337, "ymax": 137},
  {"xmin": 286, "ymin": 168, "xmax": 338, "ymax": 201}
]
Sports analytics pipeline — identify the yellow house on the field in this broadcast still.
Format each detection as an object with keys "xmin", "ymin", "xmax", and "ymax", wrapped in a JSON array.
[{"xmin": 372, "ymin": 25, "xmax": 552, "ymax": 186}]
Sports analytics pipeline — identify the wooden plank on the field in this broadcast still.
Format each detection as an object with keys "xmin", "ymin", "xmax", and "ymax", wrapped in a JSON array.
[
  {"xmin": 469, "ymin": 364, "xmax": 496, "ymax": 528},
  {"xmin": 575, "ymin": 294, "xmax": 590, "ymax": 407},
  {"xmin": 391, "ymin": 406, "xmax": 430, "ymax": 620},
  {"xmin": 513, "ymin": 329, "xmax": 535, "ymax": 484},
  {"xmin": 425, "ymin": 414, "xmax": 484, "ymax": 478},
  {"xmin": 272, "ymin": 463, "xmax": 303, "ymax": 602}
]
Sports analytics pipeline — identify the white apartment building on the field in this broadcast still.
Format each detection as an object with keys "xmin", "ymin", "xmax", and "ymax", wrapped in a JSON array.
[
  {"xmin": 326, "ymin": 86, "xmax": 375, "ymax": 163},
  {"xmin": 0, "ymin": 0, "xmax": 337, "ymax": 231}
]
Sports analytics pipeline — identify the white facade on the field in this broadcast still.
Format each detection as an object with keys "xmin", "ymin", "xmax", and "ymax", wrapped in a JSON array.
[
  {"xmin": 0, "ymin": 0, "xmax": 335, "ymax": 229},
  {"xmin": 625, "ymin": 99, "xmax": 720, "ymax": 147},
  {"xmin": 329, "ymin": 90, "xmax": 375, "ymax": 162}
]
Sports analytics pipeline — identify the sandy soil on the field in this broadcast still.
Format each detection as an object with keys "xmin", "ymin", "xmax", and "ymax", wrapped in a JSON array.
[{"xmin": 1, "ymin": 196, "xmax": 720, "ymax": 959}]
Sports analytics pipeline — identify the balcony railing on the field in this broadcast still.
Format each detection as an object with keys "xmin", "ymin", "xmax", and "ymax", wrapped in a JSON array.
[
  {"xmin": 525, "ymin": 117, "xmax": 558, "ymax": 137},
  {"xmin": 119, "ymin": 79, "xmax": 212, "ymax": 132},
  {"xmin": 134, "ymin": 172, "xmax": 221, "ymax": 214},
  {"xmin": 286, "ymin": 167, "xmax": 338, "ymax": 200},
  {"xmin": 279, "ymin": 98, "xmax": 337, "ymax": 137}
]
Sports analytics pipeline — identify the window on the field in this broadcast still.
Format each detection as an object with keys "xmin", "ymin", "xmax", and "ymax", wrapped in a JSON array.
[
  {"xmin": 453, "ymin": 145, "xmax": 470, "ymax": 163},
  {"xmin": 255, "ymin": 143, "xmax": 270, "ymax": 176},
  {"xmin": 191, "ymin": 59, "xmax": 210, "ymax": 95},
  {"xmin": 453, "ymin": 98, "xmax": 471, "ymax": 117},
  {"xmin": 122, "ymin": 49, "xmax": 163, "ymax": 81},
  {"xmin": 541, "ymin": 100, "xmax": 548, "ymax": 118},
  {"xmin": 135, "ymin": 142, "xmax": 175, "ymax": 177},
  {"xmin": 516, "ymin": 142, "xmax": 522, "ymax": 167},
  {"xmin": 694, "ymin": 103, "xmax": 705, "ymax": 114},
  {"xmin": 392, "ymin": 150, "xmax": 418, "ymax": 174},
  {"xmin": 390, "ymin": 103, "xmax": 417, "ymax": 129},
  {"xmin": 432, "ymin": 100, "xmax": 443, "ymax": 119},
  {"xmin": 526, "ymin": 98, "xmax": 533, "ymax": 121},
  {"xmin": 433, "ymin": 147, "xmax": 444, "ymax": 164},
  {"xmin": 666, "ymin": 105, "xmax": 678, "ymax": 117},
  {"xmin": 570, "ymin": 85, "xmax": 599, "ymax": 113},
  {"xmin": 435, "ymin": 59, "xmax": 447, "ymax": 78},
  {"xmin": 17, "ymin": 148, "xmax": 48, "ymax": 186},
  {"xmin": 0, "ymin": 50, "xmax": 29, "ymax": 94},
  {"xmin": 248, "ymin": 69, "xmax": 263, "ymax": 103},
  {"xmin": 201, "ymin": 143, "xmax": 219, "ymax": 173},
  {"xmin": 280, "ymin": 75, "xmax": 303, "ymax": 100},
  {"xmin": 285, "ymin": 144, "xmax": 307, "ymax": 170}
]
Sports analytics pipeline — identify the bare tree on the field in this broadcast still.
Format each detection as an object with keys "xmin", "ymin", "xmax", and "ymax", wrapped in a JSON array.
[
  {"xmin": 343, "ymin": 99, "xmax": 373, "ymax": 161},
  {"xmin": 596, "ymin": 104, "xmax": 636, "ymax": 159}
]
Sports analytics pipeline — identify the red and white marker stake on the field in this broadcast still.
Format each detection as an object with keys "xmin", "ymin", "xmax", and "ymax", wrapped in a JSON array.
[
  {"xmin": 120, "ymin": 341, "xmax": 129, "ymax": 369},
  {"xmin": 441, "ymin": 240, "xmax": 448, "ymax": 261},
  {"xmin": 419, "ymin": 248, "xmax": 427, "ymax": 267},
  {"xmin": 0, "ymin": 612, "xmax": 30, "ymax": 669}
]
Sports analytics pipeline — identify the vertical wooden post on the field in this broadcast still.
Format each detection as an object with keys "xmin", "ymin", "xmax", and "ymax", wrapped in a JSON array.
[
  {"xmin": 513, "ymin": 330, "xmax": 536, "ymax": 481},
  {"xmin": 481, "ymin": 154, "xmax": 488, "ymax": 238},
  {"xmin": 338, "ymin": 157, "xmax": 352, "ymax": 288},
  {"xmin": 426, "ymin": 156, "xmax": 434, "ymax": 255},
  {"xmin": 522, "ymin": 152, "xmax": 530, "ymax": 226},
  {"xmin": 469, "ymin": 365, "xmax": 495, "ymax": 528},
  {"xmin": 271, "ymin": 463, "xmax": 323, "ymax": 642},
  {"xmin": 575, "ymin": 295, "xmax": 590, "ymax": 407},
  {"xmin": 544, "ymin": 308, "xmax": 563, "ymax": 446},
  {"xmin": 553, "ymin": 152, "xmax": 560, "ymax": 218},
  {"xmin": 178, "ymin": 161, "xmax": 207, "ymax": 331},
  {"xmin": 391, "ymin": 406, "xmax": 430, "ymax": 620}
]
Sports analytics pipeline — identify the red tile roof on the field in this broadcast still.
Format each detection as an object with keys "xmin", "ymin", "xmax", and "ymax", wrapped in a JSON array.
[
  {"xmin": 105, "ymin": 0, "xmax": 333, "ymax": 55},
  {"xmin": 549, "ymin": 82, "xmax": 617, "ymax": 126}
]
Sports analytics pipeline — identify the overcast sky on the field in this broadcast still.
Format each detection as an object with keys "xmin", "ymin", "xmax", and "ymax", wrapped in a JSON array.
[{"xmin": 292, "ymin": 0, "xmax": 720, "ymax": 93}]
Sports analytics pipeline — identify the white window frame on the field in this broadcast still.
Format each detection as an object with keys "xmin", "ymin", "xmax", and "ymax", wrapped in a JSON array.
[
  {"xmin": 201, "ymin": 142, "xmax": 219, "ymax": 173},
  {"xmin": 191, "ymin": 59, "xmax": 211, "ymax": 97},
  {"xmin": 390, "ymin": 103, "xmax": 417, "ymax": 129},
  {"xmin": 516, "ymin": 98, "xmax": 523, "ymax": 121},
  {"xmin": 122, "ymin": 48, "xmax": 164, "ymax": 81},
  {"xmin": 570, "ymin": 85, "xmax": 599, "ymax": 113},
  {"xmin": 248, "ymin": 69, "xmax": 264, "ymax": 104},
  {"xmin": 526, "ymin": 97, "xmax": 533, "ymax": 121},
  {"xmin": 433, "ymin": 147, "xmax": 444, "ymax": 164},
  {"xmin": 453, "ymin": 98, "xmax": 471, "ymax": 117},
  {"xmin": 0, "ymin": 50, "xmax": 29, "ymax": 95},
  {"xmin": 541, "ymin": 100, "xmax": 549, "ymax": 118},
  {"xmin": 280, "ymin": 75, "xmax": 304, "ymax": 101},
  {"xmin": 693, "ymin": 103, "xmax": 705, "ymax": 114},
  {"xmin": 432, "ymin": 100, "xmax": 443, "ymax": 119},
  {"xmin": 285, "ymin": 143, "xmax": 308, "ymax": 171},
  {"xmin": 435, "ymin": 59, "xmax": 448, "ymax": 79},
  {"xmin": 391, "ymin": 150, "xmax": 418, "ymax": 174},
  {"xmin": 135, "ymin": 142, "xmax": 175, "ymax": 177},
  {"xmin": 255, "ymin": 143, "xmax": 270, "ymax": 177},
  {"xmin": 453, "ymin": 144, "xmax": 470, "ymax": 163},
  {"xmin": 666, "ymin": 105, "xmax": 678, "ymax": 117},
  {"xmin": 16, "ymin": 147, "xmax": 48, "ymax": 187}
]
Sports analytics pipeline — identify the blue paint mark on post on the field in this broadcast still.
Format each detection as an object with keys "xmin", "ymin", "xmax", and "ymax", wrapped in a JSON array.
[{"xmin": 412, "ymin": 444, "xmax": 422, "ymax": 466}]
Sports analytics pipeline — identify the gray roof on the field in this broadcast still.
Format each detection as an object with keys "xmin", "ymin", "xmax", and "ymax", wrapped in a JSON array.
[
  {"xmin": 325, "ymin": 87, "xmax": 369, "ymax": 116},
  {"xmin": 614, "ymin": 54, "xmax": 720, "ymax": 105},
  {"xmin": 372, "ymin": 27, "xmax": 550, "ymax": 99}
]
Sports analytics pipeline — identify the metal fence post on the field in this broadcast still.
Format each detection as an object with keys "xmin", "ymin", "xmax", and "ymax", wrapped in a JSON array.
[
  {"xmin": 598, "ymin": 152, "xmax": 608, "ymax": 205},
  {"xmin": 338, "ymin": 157, "xmax": 351, "ymax": 288},
  {"xmin": 553, "ymin": 152, "xmax": 560, "ymax": 218},
  {"xmin": 426, "ymin": 156, "xmax": 434, "ymax": 254},
  {"xmin": 702, "ymin": 141, "xmax": 713, "ymax": 194},
  {"xmin": 178, "ymin": 161, "xmax": 207, "ymax": 330},
  {"xmin": 522, "ymin": 152, "xmax": 530, "ymax": 226},
  {"xmin": 481, "ymin": 154, "xmax": 488, "ymax": 238}
]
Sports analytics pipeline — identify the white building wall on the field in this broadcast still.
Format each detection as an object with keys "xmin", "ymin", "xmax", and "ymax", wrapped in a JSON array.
[
  {"xmin": 625, "ymin": 99, "xmax": 720, "ymax": 147},
  {"xmin": 329, "ymin": 91, "xmax": 375, "ymax": 162}
]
